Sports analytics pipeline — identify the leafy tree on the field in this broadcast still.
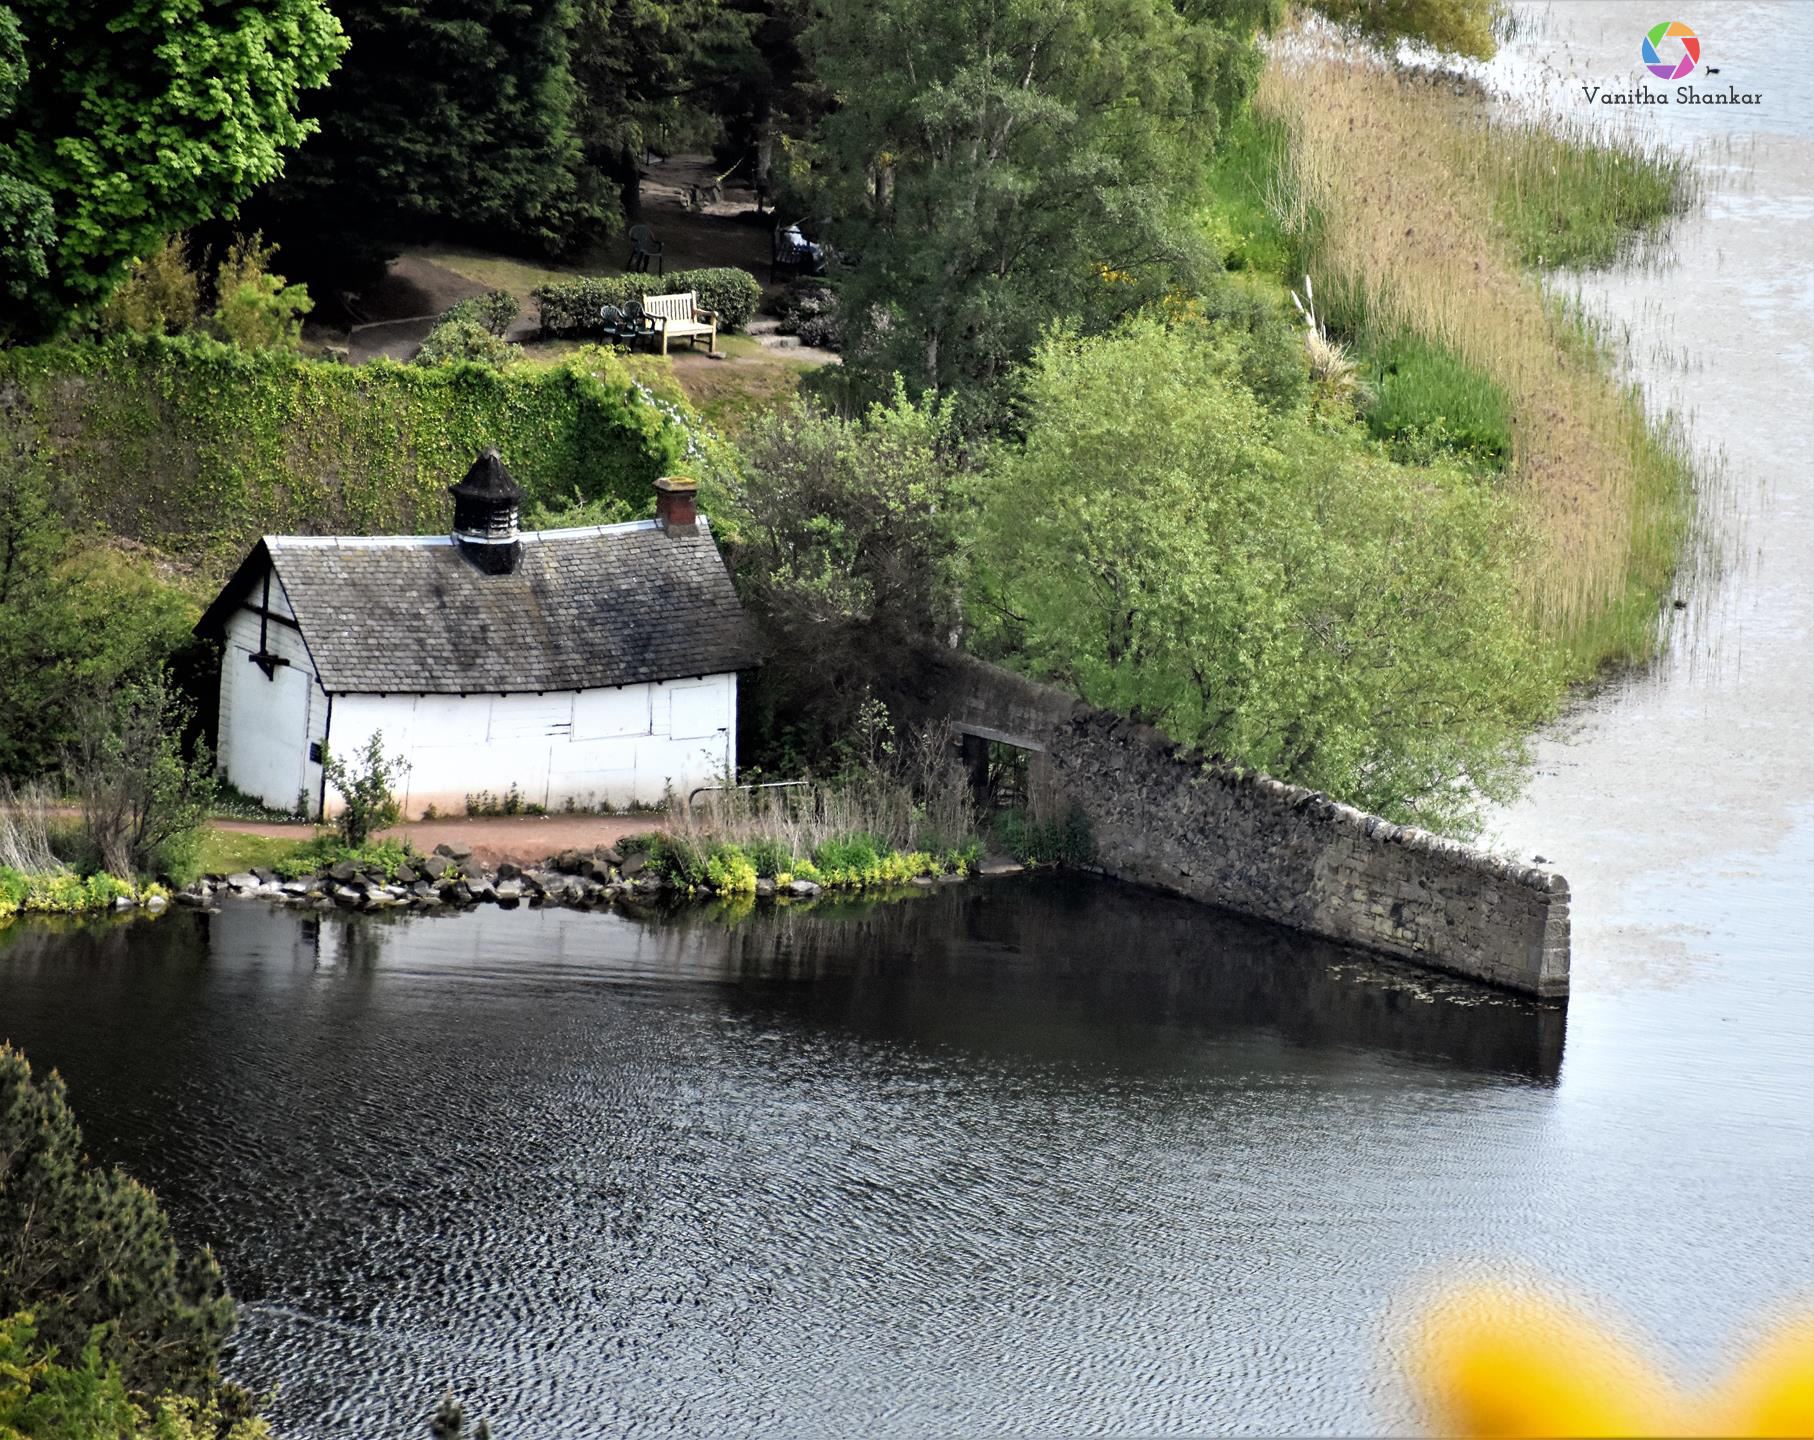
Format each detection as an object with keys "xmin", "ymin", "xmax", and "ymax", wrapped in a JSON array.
[
  {"xmin": 96, "ymin": 236, "xmax": 203, "ymax": 337},
  {"xmin": 209, "ymin": 234, "xmax": 313, "ymax": 350},
  {"xmin": 805, "ymin": 0, "xmax": 1278, "ymax": 408},
  {"xmin": 977, "ymin": 314, "xmax": 1554, "ymax": 834},
  {"xmin": 1307, "ymin": 0, "xmax": 1502, "ymax": 60},
  {"xmin": 71, "ymin": 670, "xmax": 218, "ymax": 878},
  {"xmin": 0, "ymin": 461, "xmax": 198, "ymax": 781},
  {"xmin": 568, "ymin": 0, "xmax": 764, "ymax": 224},
  {"xmin": 723, "ymin": 385, "xmax": 972, "ymax": 766},
  {"xmin": 0, "ymin": 0, "xmax": 346, "ymax": 342},
  {"xmin": 255, "ymin": 0, "xmax": 591, "ymax": 288},
  {"xmin": 0, "ymin": 1044, "xmax": 238, "ymax": 1400}
]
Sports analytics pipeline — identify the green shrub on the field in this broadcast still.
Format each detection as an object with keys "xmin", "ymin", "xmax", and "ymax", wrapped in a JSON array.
[
  {"xmin": 812, "ymin": 832, "xmax": 882, "ymax": 877},
  {"xmin": 414, "ymin": 318, "xmax": 521, "ymax": 369},
  {"xmin": 322, "ymin": 733, "xmax": 407, "ymax": 847},
  {"xmin": 96, "ymin": 235, "xmax": 201, "ymax": 337},
  {"xmin": 0, "ymin": 866, "xmax": 145, "ymax": 919},
  {"xmin": 0, "ymin": 1312, "xmax": 272, "ymax": 1438},
  {"xmin": 0, "ymin": 1044, "xmax": 237, "ymax": 1398},
  {"xmin": 704, "ymin": 844, "xmax": 758, "ymax": 895},
  {"xmin": 271, "ymin": 834, "xmax": 414, "ymax": 880},
  {"xmin": 533, "ymin": 267, "xmax": 763, "ymax": 336},
  {"xmin": 743, "ymin": 837, "xmax": 792, "ymax": 878},
  {"xmin": 643, "ymin": 834, "xmax": 706, "ymax": 887},
  {"xmin": 439, "ymin": 290, "xmax": 520, "ymax": 337},
  {"xmin": 210, "ymin": 235, "xmax": 312, "ymax": 351},
  {"xmin": 70, "ymin": 668, "xmax": 217, "ymax": 878}
]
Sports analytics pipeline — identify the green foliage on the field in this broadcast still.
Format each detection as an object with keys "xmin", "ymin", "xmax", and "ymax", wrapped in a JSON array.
[
  {"xmin": 1201, "ymin": 110, "xmax": 1296, "ymax": 277},
  {"xmin": 533, "ymin": 268, "xmax": 764, "ymax": 336},
  {"xmin": 996, "ymin": 805, "xmax": 1094, "ymax": 867},
  {"xmin": 1365, "ymin": 334, "xmax": 1513, "ymax": 472},
  {"xmin": 209, "ymin": 235, "xmax": 313, "ymax": 351},
  {"xmin": 0, "ymin": 1044, "xmax": 237, "ymax": 1400},
  {"xmin": 270, "ymin": 834, "xmax": 414, "ymax": 881},
  {"xmin": 811, "ymin": 831, "xmax": 881, "ymax": 877},
  {"xmin": 0, "ymin": 867, "xmax": 141, "ymax": 921},
  {"xmin": 978, "ymin": 315, "xmax": 1558, "ymax": 834},
  {"xmin": 724, "ymin": 386, "xmax": 971, "ymax": 766},
  {"xmin": 414, "ymin": 319, "xmax": 522, "ymax": 369},
  {"xmin": 96, "ymin": 237, "xmax": 202, "ymax": 338},
  {"xmin": 0, "ymin": 335, "xmax": 685, "ymax": 566},
  {"xmin": 70, "ymin": 670, "xmax": 217, "ymax": 879},
  {"xmin": 0, "ymin": 1312, "xmax": 273, "ymax": 1438},
  {"xmin": 806, "ymin": 0, "xmax": 1273, "ymax": 407},
  {"xmin": 737, "ymin": 837, "xmax": 789, "ymax": 880},
  {"xmin": 567, "ymin": 0, "xmax": 763, "ymax": 230},
  {"xmin": 252, "ymin": 0, "xmax": 591, "ymax": 286},
  {"xmin": 1307, "ymin": 0, "xmax": 1502, "ymax": 58},
  {"xmin": 703, "ymin": 843, "xmax": 758, "ymax": 896},
  {"xmin": 440, "ymin": 290, "xmax": 522, "ymax": 337},
  {"xmin": 773, "ymin": 281, "xmax": 841, "ymax": 350},
  {"xmin": 0, "ymin": 0, "xmax": 345, "ymax": 341},
  {"xmin": 0, "ymin": 458, "xmax": 200, "ymax": 778},
  {"xmin": 322, "ymin": 733, "xmax": 407, "ymax": 847}
]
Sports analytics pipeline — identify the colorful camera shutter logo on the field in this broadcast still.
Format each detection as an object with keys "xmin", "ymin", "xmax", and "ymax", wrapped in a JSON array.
[{"xmin": 1642, "ymin": 20, "xmax": 1701, "ymax": 80}]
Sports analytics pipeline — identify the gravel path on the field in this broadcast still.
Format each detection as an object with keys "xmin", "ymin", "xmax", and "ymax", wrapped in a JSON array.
[{"xmin": 213, "ymin": 814, "xmax": 665, "ymax": 869}]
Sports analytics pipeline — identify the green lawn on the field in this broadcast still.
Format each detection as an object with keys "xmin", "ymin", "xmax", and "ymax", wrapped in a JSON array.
[{"xmin": 184, "ymin": 828, "xmax": 318, "ymax": 883}]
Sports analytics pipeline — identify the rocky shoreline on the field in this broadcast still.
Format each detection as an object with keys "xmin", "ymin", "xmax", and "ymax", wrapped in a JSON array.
[{"xmin": 179, "ymin": 841, "xmax": 1009, "ymax": 915}]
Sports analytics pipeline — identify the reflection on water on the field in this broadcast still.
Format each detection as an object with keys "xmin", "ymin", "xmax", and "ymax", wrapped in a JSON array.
[{"xmin": 5, "ymin": 882, "xmax": 1807, "ymax": 1438}]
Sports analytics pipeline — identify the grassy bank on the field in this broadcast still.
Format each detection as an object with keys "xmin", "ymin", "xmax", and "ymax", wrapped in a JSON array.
[
  {"xmin": 654, "ymin": 761, "xmax": 984, "ymax": 894},
  {"xmin": 1252, "ymin": 52, "xmax": 1697, "ymax": 673},
  {"xmin": 0, "ymin": 866, "xmax": 164, "ymax": 919}
]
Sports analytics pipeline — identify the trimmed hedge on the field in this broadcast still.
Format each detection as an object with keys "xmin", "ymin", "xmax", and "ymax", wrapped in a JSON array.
[
  {"xmin": 0, "ymin": 334, "xmax": 686, "ymax": 564},
  {"xmin": 534, "ymin": 267, "xmax": 763, "ymax": 337}
]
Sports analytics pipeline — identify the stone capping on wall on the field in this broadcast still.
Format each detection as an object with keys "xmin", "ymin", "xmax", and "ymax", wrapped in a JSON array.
[{"xmin": 901, "ymin": 648, "xmax": 1571, "ymax": 1000}]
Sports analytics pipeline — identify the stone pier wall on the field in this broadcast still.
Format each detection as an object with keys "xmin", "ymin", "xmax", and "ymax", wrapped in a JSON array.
[{"xmin": 898, "ymin": 651, "xmax": 1570, "ymax": 1000}]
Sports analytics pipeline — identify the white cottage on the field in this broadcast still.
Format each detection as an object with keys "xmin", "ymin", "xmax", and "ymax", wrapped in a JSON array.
[{"xmin": 196, "ymin": 452, "xmax": 759, "ymax": 820}]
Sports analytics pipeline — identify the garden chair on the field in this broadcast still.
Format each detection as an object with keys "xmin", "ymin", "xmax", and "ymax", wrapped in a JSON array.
[
  {"xmin": 627, "ymin": 224, "xmax": 663, "ymax": 276},
  {"xmin": 621, "ymin": 300, "xmax": 658, "ymax": 351}
]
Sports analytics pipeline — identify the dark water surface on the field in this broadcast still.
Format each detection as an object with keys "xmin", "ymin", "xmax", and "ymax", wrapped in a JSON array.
[{"xmin": 0, "ymin": 876, "xmax": 1808, "ymax": 1437}]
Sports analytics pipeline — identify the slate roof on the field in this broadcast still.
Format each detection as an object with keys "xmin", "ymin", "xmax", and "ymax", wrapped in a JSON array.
[{"xmin": 197, "ymin": 520, "xmax": 761, "ymax": 695}]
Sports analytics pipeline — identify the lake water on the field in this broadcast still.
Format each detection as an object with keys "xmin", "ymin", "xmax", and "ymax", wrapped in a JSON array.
[{"xmin": 3, "ymin": 3, "xmax": 1811, "ymax": 1435}]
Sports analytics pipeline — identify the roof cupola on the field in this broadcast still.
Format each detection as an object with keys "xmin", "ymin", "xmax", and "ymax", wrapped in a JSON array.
[{"xmin": 449, "ymin": 448, "xmax": 523, "ymax": 574}]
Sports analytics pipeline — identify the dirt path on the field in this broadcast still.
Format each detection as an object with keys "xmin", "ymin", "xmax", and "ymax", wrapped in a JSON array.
[{"xmin": 213, "ymin": 814, "xmax": 665, "ymax": 870}]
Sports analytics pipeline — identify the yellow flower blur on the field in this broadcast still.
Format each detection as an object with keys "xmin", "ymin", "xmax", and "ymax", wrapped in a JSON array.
[{"xmin": 1412, "ymin": 1287, "xmax": 1814, "ymax": 1437}]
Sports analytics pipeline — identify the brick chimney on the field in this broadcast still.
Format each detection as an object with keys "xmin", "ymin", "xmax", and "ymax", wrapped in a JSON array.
[{"xmin": 654, "ymin": 475, "xmax": 698, "ymax": 531}]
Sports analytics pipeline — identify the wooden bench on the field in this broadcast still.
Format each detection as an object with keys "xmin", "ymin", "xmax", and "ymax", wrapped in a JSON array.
[{"xmin": 641, "ymin": 291, "xmax": 717, "ymax": 355}]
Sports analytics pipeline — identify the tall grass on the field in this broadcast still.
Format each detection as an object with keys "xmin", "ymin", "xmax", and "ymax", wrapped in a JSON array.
[
  {"xmin": 1257, "ymin": 53, "xmax": 1697, "ymax": 670},
  {"xmin": 0, "ymin": 781, "xmax": 61, "ymax": 874},
  {"xmin": 668, "ymin": 722, "xmax": 982, "ymax": 864}
]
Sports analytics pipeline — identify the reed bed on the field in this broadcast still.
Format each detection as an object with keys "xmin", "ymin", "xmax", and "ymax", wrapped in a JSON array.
[
  {"xmin": 1257, "ymin": 55, "xmax": 1697, "ymax": 670},
  {"xmin": 0, "ymin": 780, "xmax": 62, "ymax": 874},
  {"xmin": 666, "ymin": 722, "xmax": 983, "ymax": 869}
]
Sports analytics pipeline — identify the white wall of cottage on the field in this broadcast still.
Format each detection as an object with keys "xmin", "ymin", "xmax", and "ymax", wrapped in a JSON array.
[
  {"xmin": 216, "ymin": 571, "xmax": 738, "ymax": 818},
  {"xmin": 328, "ymin": 674, "xmax": 737, "ymax": 818}
]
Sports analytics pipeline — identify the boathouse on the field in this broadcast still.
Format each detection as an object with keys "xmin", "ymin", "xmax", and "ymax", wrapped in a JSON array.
[{"xmin": 195, "ymin": 452, "xmax": 758, "ymax": 819}]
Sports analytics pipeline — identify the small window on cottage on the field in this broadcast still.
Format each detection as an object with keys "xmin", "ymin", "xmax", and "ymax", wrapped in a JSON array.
[{"xmin": 668, "ymin": 684, "xmax": 722, "ymax": 740}]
